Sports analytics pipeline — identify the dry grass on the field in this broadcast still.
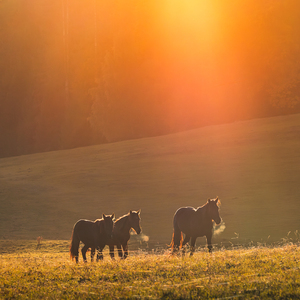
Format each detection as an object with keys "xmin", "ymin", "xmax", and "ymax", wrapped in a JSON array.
[{"xmin": 1, "ymin": 240, "xmax": 300, "ymax": 299}]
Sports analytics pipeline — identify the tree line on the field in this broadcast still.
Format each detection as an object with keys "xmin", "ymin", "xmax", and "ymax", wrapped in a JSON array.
[{"xmin": 1, "ymin": 0, "xmax": 299, "ymax": 158}]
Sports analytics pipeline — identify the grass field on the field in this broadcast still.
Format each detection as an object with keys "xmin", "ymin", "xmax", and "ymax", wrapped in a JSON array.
[
  {"xmin": 0, "ymin": 113, "xmax": 300, "ymax": 249},
  {"xmin": 1, "ymin": 114, "xmax": 300, "ymax": 298},
  {"xmin": 1, "ymin": 240, "xmax": 300, "ymax": 299}
]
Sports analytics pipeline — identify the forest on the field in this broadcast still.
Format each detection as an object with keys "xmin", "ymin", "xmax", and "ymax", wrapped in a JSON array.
[{"xmin": 1, "ymin": 0, "xmax": 300, "ymax": 158}]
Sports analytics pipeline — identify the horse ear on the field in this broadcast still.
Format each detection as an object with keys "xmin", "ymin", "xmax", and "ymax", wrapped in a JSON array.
[
  {"xmin": 102, "ymin": 213, "xmax": 106, "ymax": 219},
  {"xmin": 111, "ymin": 213, "xmax": 115, "ymax": 220},
  {"xmin": 208, "ymin": 199, "xmax": 211, "ymax": 203},
  {"xmin": 137, "ymin": 209, "xmax": 141, "ymax": 215},
  {"xmin": 215, "ymin": 197, "xmax": 219, "ymax": 203}
]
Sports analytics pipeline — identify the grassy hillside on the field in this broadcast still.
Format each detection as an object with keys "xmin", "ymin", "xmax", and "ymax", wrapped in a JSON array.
[
  {"xmin": 0, "ymin": 114, "xmax": 300, "ymax": 249},
  {"xmin": 1, "ymin": 241, "xmax": 300, "ymax": 299}
]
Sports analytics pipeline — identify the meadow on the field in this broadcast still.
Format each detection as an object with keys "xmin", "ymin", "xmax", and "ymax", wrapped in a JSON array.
[
  {"xmin": 1, "ymin": 114, "xmax": 300, "ymax": 298},
  {"xmin": 1, "ymin": 113, "xmax": 300, "ymax": 248},
  {"xmin": 1, "ymin": 240, "xmax": 300, "ymax": 299}
]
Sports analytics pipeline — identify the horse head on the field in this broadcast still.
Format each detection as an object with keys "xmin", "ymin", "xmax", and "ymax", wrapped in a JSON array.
[
  {"xmin": 207, "ymin": 198, "xmax": 221, "ymax": 225},
  {"xmin": 102, "ymin": 213, "xmax": 115, "ymax": 239},
  {"xmin": 129, "ymin": 210, "xmax": 141, "ymax": 234}
]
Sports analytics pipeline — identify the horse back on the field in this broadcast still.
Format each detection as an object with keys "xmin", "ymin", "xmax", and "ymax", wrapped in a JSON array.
[
  {"xmin": 173, "ymin": 207, "xmax": 206, "ymax": 237},
  {"xmin": 73, "ymin": 219, "xmax": 97, "ymax": 246},
  {"xmin": 73, "ymin": 219, "xmax": 94, "ymax": 231},
  {"xmin": 174, "ymin": 207, "xmax": 196, "ymax": 223}
]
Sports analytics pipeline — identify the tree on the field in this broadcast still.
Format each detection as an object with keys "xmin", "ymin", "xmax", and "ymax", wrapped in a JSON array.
[
  {"xmin": 88, "ymin": 0, "xmax": 168, "ymax": 142},
  {"xmin": 265, "ymin": 1, "xmax": 300, "ymax": 109}
]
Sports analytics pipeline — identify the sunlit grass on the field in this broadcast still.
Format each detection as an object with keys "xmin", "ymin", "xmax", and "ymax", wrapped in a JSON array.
[{"xmin": 1, "ymin": 241, "xmax": 300, "ymax": 299}]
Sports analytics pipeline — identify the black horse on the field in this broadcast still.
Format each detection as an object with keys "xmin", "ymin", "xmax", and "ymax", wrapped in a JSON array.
[
  {"xmin": 70, "ymin": 214, "xmax": 115, "ymax": 263},
  {"xmin": 108, "ymin": 210, "xmax": 141, "ymax": 259},
  {"xmin": 170, "ymin": 198, "xmax": 221, "ymax": 255}
]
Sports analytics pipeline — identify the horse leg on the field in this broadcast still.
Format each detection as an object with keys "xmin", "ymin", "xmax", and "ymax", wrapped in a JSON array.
[
  {"xmin": 172, "ymin": 222, "xmax": 182, "ymax": 253},
  {"xmin": 109, "ymin": 245, "xmax": 115, "ymax": 259},
  {"xmin": 81, "ymin": 245, "xmax": 89, "ymax": 263},
  {"xmin": 181, "ymin": 235, "xmax": 191, "ymax": 255},
  {"xmin": 122, "ymin": 243, "xmax": 128, "ymax": 259},
  {"xmin": 96, "ymin": 247, "xmax": 104, "ymax": 261},
  {"xmin": 190, "ymin": 237, "xmax": 197, "ymax": 256},
  {"xmin": 116, "ymin": 243, "xmax": 123, "ymax": 258},
  {"xmin": 91, "ymin": 247, "xmax": 95, "ymax": 262},
  {"xmin": 206, "ymin": 234, "xmax": 213, "ymax": 253}
]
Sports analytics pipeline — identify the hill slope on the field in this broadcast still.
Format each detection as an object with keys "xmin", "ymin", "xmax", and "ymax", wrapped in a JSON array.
[{"xmin": 1, "ymin": 114, "xmax": 300, "ymax": 248}]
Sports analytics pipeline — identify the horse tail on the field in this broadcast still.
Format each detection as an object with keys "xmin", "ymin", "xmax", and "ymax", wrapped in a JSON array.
[
  {"xmin": 170, "ymin": 231, "xmax": 183, "ymax": 252},
  {"xmin": 170, "ymin": 220, "xmax": 183, "ymax": 253},
  {"xmin": 70, "ymin": 228, "xmax": 80, "ymax": 261}
]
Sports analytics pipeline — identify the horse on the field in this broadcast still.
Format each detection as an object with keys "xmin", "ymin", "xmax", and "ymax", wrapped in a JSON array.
[
  {"xmin": 70, "ymin": 214, "xmax": 115, "ymax": 263},
  {"xmin": 170, "ymin": 197, "xmax": 221, "ymax": 255},
  {"xmin": 108, "ymin": 210, "xmax": 141, "ymax": 259}
]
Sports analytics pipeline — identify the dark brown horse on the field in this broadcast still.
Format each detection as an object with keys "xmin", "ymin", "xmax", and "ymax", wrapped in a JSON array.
[
  {"xmin": 70, "ymin": 214, "xmax": 115, "ymax": 263},
  {"xmin": 170, "ymin": 198, "xmax": 221, "ymax": 255},
  {"xmin": 108, "ymin": 210, "xmax": 141, "ymax": 259}
]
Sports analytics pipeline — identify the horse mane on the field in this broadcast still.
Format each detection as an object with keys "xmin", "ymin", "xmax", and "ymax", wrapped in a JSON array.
[
  {"xmin": 197, "ymin": 197, "xmax": 221, "ymax": 210},
  {"xmin": 115, "ymin": 212, "xmax": 130, "ymax": 223},
  {"xmin": 196, "ymin": 203, "xmax": 206, "ymax": 211},
  {"xmin": 114, "ymin": 213, "xmax": 130, "ymax": 231}
]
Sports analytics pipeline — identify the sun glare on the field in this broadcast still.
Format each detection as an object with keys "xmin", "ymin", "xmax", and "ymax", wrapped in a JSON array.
[
  {"xmin": 2, "ymin": 0, "xmax": 298, "ymax": 155},
  {"xmin": 161, "ymin": 0, "xmax": 221, "ymax": 54},
  {"xmin": 156, "ymin": 0, "xmax": 242, "ymax": 128}
]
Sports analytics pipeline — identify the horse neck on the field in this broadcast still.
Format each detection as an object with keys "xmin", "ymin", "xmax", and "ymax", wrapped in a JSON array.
[
  {"xmin": 197, "ymin": 204, "xmax": 212, "ymax": 223},
  {"xmin": 95, "ymin": 219, "xmax": 104, "ymax": 234},
  {"xmin": 115, "ymin": 215, "xmax": 131, "ymax": 234}
]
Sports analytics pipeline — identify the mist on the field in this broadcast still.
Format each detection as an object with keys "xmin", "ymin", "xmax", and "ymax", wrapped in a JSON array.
[
  {"xmin": 1, "ymin": 0, "xmax": 300, "ymax": 158},
  {"xmin": 214, "ymin": 221, "xmax": 226, "ymax": 236}
]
